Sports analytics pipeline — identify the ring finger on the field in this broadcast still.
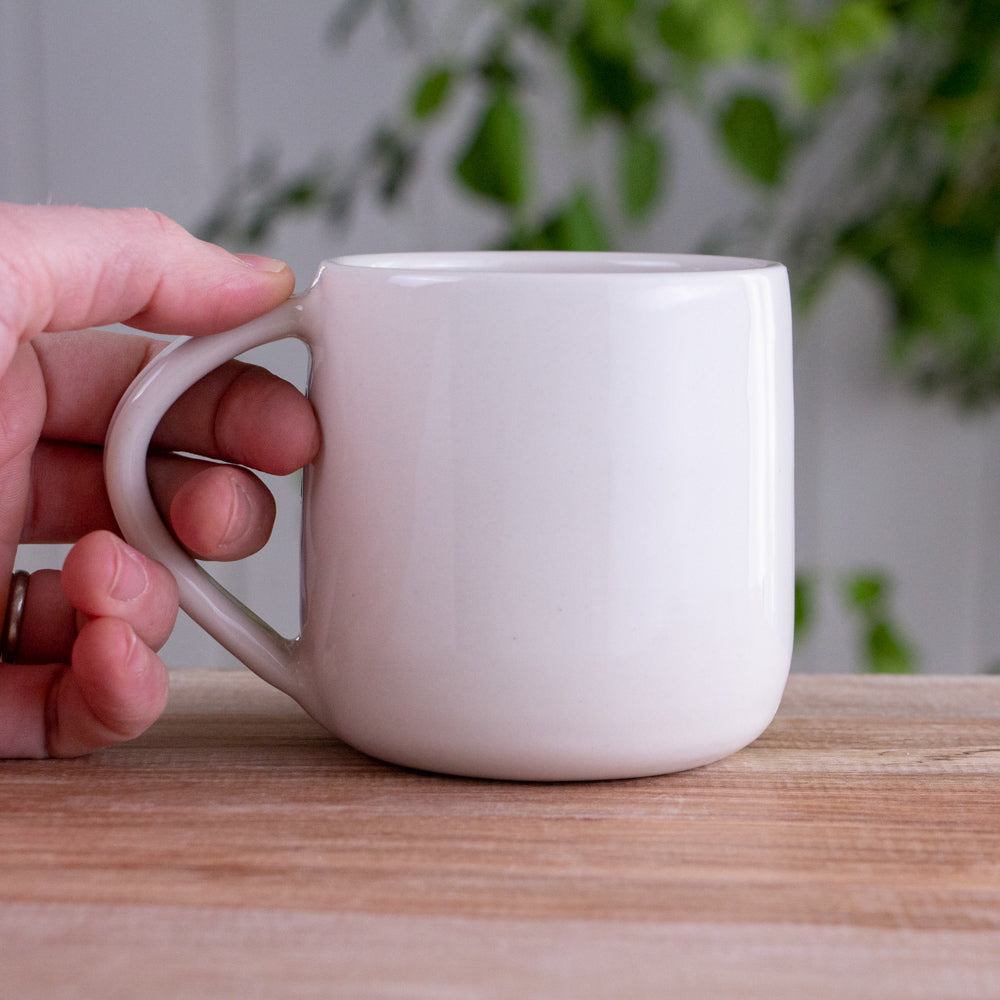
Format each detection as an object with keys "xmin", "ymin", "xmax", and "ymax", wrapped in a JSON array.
[{"xmin": 14, "ymin": 532, "xmax": 180, "ymax": 665}]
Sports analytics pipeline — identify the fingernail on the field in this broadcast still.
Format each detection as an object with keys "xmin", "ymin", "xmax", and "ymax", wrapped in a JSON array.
[
  {"xmin": 232, "ymin": 253, "xmax": 291, "ymax": 274},
  {"xmin": 111, "ymin": 541, "xmax": 150, "ymax": 603},
  {"xmin": 220, "ymin": 479, "xmax": 252, "ymax": 549}
]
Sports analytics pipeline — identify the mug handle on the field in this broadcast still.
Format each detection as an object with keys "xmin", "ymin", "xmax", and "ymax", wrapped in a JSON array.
[{"xmin": 104, "ymin": 296, "xmax": 312, "ymax": 702}]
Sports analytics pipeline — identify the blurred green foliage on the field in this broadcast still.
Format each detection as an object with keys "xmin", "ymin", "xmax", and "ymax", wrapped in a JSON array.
[
  {"xmin": 204, "ymin": 0, "xmax": 1000, "ymax": 408},
  {"xmin": 794, "ymin": 570, "xmax": 919, "ymax": 673},
  {"xmin": 202, "ymin": 0, "xmax": 998, "ymax": 671},
  {"xmin": 841, "ymin": 572, "xmax": 919, "ymax": 673}
]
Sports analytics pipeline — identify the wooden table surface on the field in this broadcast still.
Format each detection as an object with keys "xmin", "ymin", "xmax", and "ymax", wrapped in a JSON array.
[{"xmin": 1, "ymin": 670, "xmax": 999, "ymax": 999}]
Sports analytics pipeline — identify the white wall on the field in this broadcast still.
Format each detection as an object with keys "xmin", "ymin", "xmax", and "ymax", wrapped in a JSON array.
[{"xmin": 3, "ymin": 1, "xmax": 998, "ymax": 673}]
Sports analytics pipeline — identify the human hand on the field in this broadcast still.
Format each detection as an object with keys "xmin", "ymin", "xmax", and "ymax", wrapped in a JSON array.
[{"xmin": 0, "ymin": 203, "xmax": 319, "ymax": 757}]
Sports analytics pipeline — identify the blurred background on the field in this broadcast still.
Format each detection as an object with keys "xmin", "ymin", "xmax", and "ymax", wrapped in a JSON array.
[{"xmin": 3, "ymin": 0, "xmax": 999, "ymax": 674}]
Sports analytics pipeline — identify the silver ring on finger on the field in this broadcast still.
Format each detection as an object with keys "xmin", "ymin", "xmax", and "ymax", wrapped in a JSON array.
[{"xmin": 1, "ymin": 570, "xmax": 30, "ymax": 664}]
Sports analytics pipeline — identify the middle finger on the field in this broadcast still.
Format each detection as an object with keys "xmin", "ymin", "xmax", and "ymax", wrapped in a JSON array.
[{"xmin": 24, "ymin": 440, "xmax": 277, "ymax": 560}]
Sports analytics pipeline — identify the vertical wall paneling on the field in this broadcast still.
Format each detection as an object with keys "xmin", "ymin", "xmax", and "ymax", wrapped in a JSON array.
[
  {"xmin": 792, "ymin": 271, "xmax": 995, "ymax": 674},
  {"xmin": 35, "ymin": 0, "xmax": 219, "ymax": 223},
  {"xmin": 0, "ymin": 2, "xmax": 48, "ymax": 201},
  {"xmin": 203, "ymin": 0, "xmax": 239, "ymax": 188},
  {"xmin": 1, "ymin": 1, "xmax": 997, "ymax": 673},
  {"xmin": 971, "ymin": 420, "xmax": 1000, "ymax": 674}
]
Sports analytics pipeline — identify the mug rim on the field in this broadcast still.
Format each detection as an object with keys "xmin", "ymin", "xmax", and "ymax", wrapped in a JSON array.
[{"xmin": 322, "ymin": 250, "xmax": 783, "ymax": 276}]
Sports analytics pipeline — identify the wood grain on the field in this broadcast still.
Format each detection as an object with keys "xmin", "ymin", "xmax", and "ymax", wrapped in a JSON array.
[{"xmin": 2, "ymin": 671, "xmax": 999, "ymax": 998}]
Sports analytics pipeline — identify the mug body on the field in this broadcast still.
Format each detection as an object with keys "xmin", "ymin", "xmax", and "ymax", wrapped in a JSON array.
[{"xmin": 295, "ymin": 252, "xmax": 794, "ymax": 780}]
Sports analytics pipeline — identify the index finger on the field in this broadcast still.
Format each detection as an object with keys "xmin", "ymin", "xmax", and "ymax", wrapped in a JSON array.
[{"xmin": 0, "ymin": 202, "xmax": 295, "ymax": 372}]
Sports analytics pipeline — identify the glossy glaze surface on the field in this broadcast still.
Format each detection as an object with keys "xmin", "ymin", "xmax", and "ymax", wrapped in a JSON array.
[{"xmin": 106, "ymin": 252, "xmax": 794, "ymax": 780}]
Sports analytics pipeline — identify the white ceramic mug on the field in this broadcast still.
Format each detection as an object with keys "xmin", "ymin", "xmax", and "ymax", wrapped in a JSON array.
[{"xmin": 104, "ymin": 251, "xmax": 794, "ymax": 781}]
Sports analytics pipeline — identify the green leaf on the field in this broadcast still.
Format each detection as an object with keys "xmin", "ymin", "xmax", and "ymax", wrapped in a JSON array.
[
  {"xmin": 842, "ymin": 572, "xmax": 918, "ymax": 673},
  {"xmin": 790, "ymin": 35, "xmax": 838, "ymax": 106},
  {"xmin": 658, "ymin": 0, "xmax": 756, "ymax": 62},
  {"xmin": 282, "ymin": 178, "xmax": 319, "ymax": 208},
  {"xmin": 546, "ymin": 189, "xmax": 612, "ymax": 250},
  {"xmin": 370, "ymin": 127, "xmax": 416, "ymax": 203},
  {"xmin": 568, "ymin": 28, "xmax": 656, "ymax": 122},
  {"xmin": 583, "ymin": 0, "xmax": 636, "ymax": 55},
  {"xmin": 477, "ymin": 46, "xmax": 520, "ymax": 89},
  {"xmin": 513, "ymin": 189, "xmax": 612, "ymax": 251},
  {"xmin": 701, "ymin": 0, "xmax": 757, "ymax": 61},
  {"xmin": 794, "ymin": 573, "xmax": 815, "ymax": 641},
  {"xmin": 828, "ymin": 0, "xmax": 893, "ymax": 54},
  {"xmin": 454, "ymin": 89, "xmax": 529, "ymax": 206},
  {"xmin": 523, "ymin": 2, "xmax": 560, "ymax": 40},
  {"xmin": 718, "ymin": 92, "xmax": 787, "ymax": 185},
  {"xmin": 657, "ymin": 4, "xmax": 699, "ymax": 59},
  {"xmin": 411, "ymin": 65, "xmax": 455, "ymax": 120},
  {"xmin": 620, "ymin": 126, "xmax": 664, "ymax": 220},
  {"xmin": 866, "ymin": 621, "xmax": 917, "ymax": 674},
  {"xmin": 845, "ymin": 574, "xmax": 885, "ymax": 616},
  {"xmin": 933, "ymin": 55, "xmax": 988, "ymax": 100}
]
